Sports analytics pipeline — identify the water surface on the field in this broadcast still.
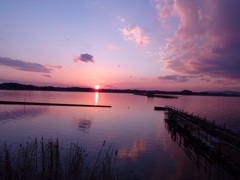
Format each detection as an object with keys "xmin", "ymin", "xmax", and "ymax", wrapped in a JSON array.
[{"xmin": 0, "ymin": 90, "xmax": 240, "ymax": 179}]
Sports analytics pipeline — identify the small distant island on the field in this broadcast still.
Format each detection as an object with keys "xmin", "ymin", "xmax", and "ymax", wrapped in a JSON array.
[{"xmin": 0, "ymin": 82, "xmax": 240, "ymax": 97}]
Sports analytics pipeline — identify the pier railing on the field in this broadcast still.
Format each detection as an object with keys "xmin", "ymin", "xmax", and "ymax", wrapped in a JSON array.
[
  {"xmin": 160, "ymin": 106, "xmax": 240, "ymax": 150},
  {"xmin": 165, "ymin": 117, "xmax": 239, "ymax": 179},
  {"xmin": 155, "ymin": 105, "xmax": 240, "ymax": 177}
]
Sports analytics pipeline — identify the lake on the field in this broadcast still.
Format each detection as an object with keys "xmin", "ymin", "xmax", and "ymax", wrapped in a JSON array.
[{"xmin": 0, "ymin": 90, "xmax": 240, "ymax": 179}]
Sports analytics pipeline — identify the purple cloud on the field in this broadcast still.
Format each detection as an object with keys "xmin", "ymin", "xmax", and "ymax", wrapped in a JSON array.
[
  {"xmin": 159, "ymin": 75, "xmax": 192, "ymax": 82},
  {"xmin": 157, "ymin": 0, "xmax": 240, "ymax": 80},
  {"xmin": 0, "ymin": 57, "xmax": 52, "ymax": 73},
  {"xmin": 74, "ymin": 53, "xmax": 94, "ymax": 63}
]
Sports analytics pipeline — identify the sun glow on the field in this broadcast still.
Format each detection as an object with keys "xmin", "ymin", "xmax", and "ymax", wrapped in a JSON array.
[{"xmin": 94, "ymin": 85, "xmax": 100, "ymax": 90}]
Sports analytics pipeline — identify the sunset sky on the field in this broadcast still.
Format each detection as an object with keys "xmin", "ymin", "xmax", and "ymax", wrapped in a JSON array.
[{"xmin": 0, "ymin": 0, "xmax": 240, "ymax": 91}]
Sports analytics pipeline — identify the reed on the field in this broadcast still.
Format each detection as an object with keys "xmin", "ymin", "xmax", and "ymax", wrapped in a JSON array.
[{"xmin": 0, "ymin": 138, "xmax": 124, "ymax": 180}]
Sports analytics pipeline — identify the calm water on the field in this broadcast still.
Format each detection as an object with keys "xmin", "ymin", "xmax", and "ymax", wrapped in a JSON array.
[{"xmin": 0, "ymin": 90, "xmax": 240, "ymax": 179}]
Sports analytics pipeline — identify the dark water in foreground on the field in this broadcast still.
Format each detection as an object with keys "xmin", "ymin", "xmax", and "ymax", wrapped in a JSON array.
[{"xmin": 0, "ymin": 90, "xmax": 240, "ymax": 179}]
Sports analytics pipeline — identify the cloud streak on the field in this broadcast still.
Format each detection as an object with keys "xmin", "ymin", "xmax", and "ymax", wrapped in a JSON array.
[
  {"xmin": 42, "ymin": 74, "xmax": 52, "ymax": 78},
  {"xmin": 47, "ymin": 65, "xmax": 64, "ymax": 69},
  {"xmin": 0, "ymin": 57, "xmax": 52, "ymax": 73},
  {"xmin": 117, "ymin": 16, "xmax": 126, "ymax": 23},
  {"xmin": 120, "ymin": 25, "xmax": 149, "ymax": 46},
  {"xmin": 107, "ymin": 44, "xmax": 122, "ymax": 51},
  {"xmin": 159, "ymin": 75, "xmax": 192, "ymax": 82},
  {"xmin": 156, "ymin": 0, "xmax": 240, "ymax": 81},
  {"xmin": 74, "ymin": 53, "xmax": 94, "ymax": 63}
]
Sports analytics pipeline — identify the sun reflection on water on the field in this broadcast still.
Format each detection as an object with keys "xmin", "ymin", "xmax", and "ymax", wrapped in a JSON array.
[{"xmin": 95, "ymin": 92, "xmax": 98, "ymax": 105}]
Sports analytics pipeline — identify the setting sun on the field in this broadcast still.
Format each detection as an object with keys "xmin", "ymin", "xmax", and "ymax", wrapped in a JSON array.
[{"xmin": 94, "ymin": 85, "xmax": 100, "ymax": 90}]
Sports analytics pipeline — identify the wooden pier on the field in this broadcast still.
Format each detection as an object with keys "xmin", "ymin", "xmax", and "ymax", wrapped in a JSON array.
[{"xmin": 155, "ymin": 106, "xmax": 240, "ymax": 178}]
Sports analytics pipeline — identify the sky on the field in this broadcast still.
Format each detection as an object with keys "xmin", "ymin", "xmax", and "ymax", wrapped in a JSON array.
[{"xmin": 0, "ymin": 0, "xmax": 240, "ymax": 91}]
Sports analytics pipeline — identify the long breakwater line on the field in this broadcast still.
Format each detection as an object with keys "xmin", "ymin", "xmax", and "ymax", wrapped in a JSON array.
[
  {"xmin": 0, "ymin": 100, "xmax": 111, "ymax": 108},
  {"xmin": 155, "ymin": 106, "xmax": 240, "ymax": 178}
]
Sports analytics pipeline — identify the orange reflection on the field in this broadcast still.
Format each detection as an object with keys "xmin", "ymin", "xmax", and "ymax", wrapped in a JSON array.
[
  {"xmin": 95, "ymin": 92, "xmax": 99, "ymax": 105},
  {"xmin": 118, "ymin": 139, "xmax": 146, "ymax": 159}
]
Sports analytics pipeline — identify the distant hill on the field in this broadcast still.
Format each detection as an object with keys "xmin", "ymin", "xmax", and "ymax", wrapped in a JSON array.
[
  {"xmin": 0, "ymin": 82, "xmax": 240, "ymax": 97},
  {"xmin": 206, "ymin": 90, "xmax": 240, "ymax": 96},
  {"xmin": 223, "ymin": 91, "xmax": 240, "ymax": 96},
  {"xmin": 0, "ymin": 82, "xmax": 92, "ymax": 92}
]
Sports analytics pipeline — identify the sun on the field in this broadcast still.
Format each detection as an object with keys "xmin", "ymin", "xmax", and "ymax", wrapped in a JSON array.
[{"xmin": 94, "ymin": 84, "xmax": 100, "ymax": 90}]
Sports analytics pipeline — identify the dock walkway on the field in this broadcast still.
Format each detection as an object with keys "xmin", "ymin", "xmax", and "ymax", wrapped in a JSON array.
[
  {"xmin": 155, "ymin": 106, "xmax": 240, "ymax": 150},
  {"xmin": 155, "ymin": 106, "xmax": 240, "ymax": 177}
]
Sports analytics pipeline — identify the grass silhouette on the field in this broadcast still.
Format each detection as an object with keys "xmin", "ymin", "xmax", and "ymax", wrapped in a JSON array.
[{"xmin": 0, "ymin": 138, "xmax": 137, "ymax": 180}]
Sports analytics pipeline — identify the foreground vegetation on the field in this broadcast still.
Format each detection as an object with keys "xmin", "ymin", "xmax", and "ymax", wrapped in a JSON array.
[{"xmin": 0, "ymin": 138, "xmax": 136, "ymax": 180}]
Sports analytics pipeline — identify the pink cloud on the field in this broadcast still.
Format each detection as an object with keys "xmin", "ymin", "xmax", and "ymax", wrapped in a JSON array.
[
  {"xmin": 154, "ymin": 0, "xmax": 174, "ymax": 28},
  {"xmin": 42, "ymin": 74, "xmax": 51, "ymax": 78},
  {"xmin": 107, "ymin": 44, "xmax": 122, "ymax": 51},
  {"xmin": 120, "ymin": 26, "xmax": 149, "ymax": 46},
  {"xmin": 157, "ymin": 0, "xmax": 240, "ymax": 82}
]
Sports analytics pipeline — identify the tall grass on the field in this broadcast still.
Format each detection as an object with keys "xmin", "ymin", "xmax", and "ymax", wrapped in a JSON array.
[{"xmin": 0, "ymin": 138, "xmax": 125, "ymax": 180}]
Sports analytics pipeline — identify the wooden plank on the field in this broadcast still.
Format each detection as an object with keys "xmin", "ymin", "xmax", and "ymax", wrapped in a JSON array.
[
  {"xmin": 0, "ymin": 100, "xmax": 111, "ymax": 108},
  {"xmin": 154, "ymin": 106, "xmax": 169, "ymax": 111}
]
